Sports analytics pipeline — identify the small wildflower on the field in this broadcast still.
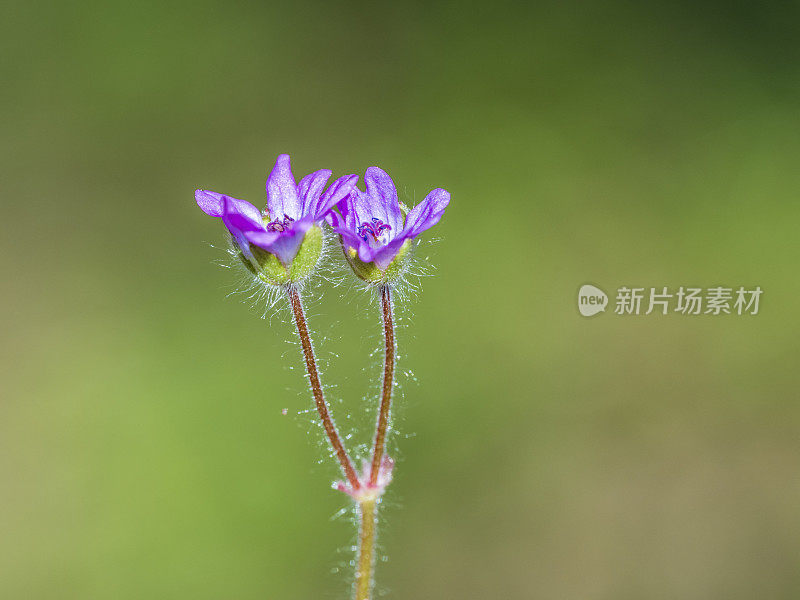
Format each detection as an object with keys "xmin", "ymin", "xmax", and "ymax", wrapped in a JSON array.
[
  {"xmin": 328, "ymin": 166, "xmax": 450, "ymax": 283},
  {"xmin": 196, "ymin": 154, "xmax": 357, "ymax": 285}
]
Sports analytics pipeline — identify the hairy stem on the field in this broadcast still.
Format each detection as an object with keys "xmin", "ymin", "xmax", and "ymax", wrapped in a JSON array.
[
  {"xmin": 354, "ymin": 499, "xmax": 378, "ymax": 600},
  {"xmin": 287, "ymin": 285, "xmax": 360, "ymax": 490},
  {"xmin": 370, "ymin": 285, "xmax": 395, "ymax": 486}
]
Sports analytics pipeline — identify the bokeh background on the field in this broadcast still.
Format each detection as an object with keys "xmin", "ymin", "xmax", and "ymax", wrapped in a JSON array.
[{"xmin": 2, "ymin": 1, "xmax": 799, "ymax": 598}]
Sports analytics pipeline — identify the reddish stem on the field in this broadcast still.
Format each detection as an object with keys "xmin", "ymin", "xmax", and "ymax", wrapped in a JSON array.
[
  {"xmin": 287, "ymin": 285, "xmax": 360, "ymax": 490},
  {"xmin": 369, "ymin": 285, "xmax": 395, "ymax": 486}
]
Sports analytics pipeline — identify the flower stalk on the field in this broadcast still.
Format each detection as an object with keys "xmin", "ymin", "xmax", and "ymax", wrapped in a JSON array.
[
  {"xmin": 287, "ymin": 285, "xmax": 360, "ymax": 491},
  {"xmin": 196, "ymin": 156, "xmax": 451, "ymax": 600},
  {"xmin": 354, "ymin": 499, "xmax": 378, "ymax": 600},
  {"xmin": 370, "ymin": 284, "xmax": 395, "ymax": 485}
]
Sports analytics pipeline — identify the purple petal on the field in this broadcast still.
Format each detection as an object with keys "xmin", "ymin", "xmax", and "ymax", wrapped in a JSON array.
[
  {"xmin": 325, "ymin": 208, "xmax": 345, "ymax": 229},
  {"xmin": 230, "ymin": 196, "xmax": 263, "ymax": 223},
  {"xmin": 221, "ymin": 196, "xmax": 267, "ymax": 258},
  {"xmin": 336, "ymin": 226, "xmax": 366, "ymax": 255},
  {"xmin": 402, "ymin": 188, "xmax": 450, "ymax": 237},
  {"xmin": 355, "ymin": 243, "xmax": 375, "ymax": 263},
  {"xmin": 370, "ymin": 236, "xmax": 410, "ymax": 270},
  {"xmin": 252, "ymin": 217, "xmax": 313, "ymax": 265},
  {"xmin": 297, "ymin": 169, "xmax": 331, "ymax": 217},
  {"xmin": 266, "ymin": 154, "xmax": 300, "ymax": 220},
  {"xmin": 364, "ymin": 167, "xmax": 403, "ymax": 233},
  {"xmin": 336, "ymin": 189, "xmax": 359, "ymax": 231},
  {"xmin": 346, "ymin": 234, "xmax": 408, "ymax": 270},
  {"xmin": 351, "ymin": 190, "xmax": 381, "ymax": 231},
  {"xmin": 328, "ymin": 203, "xmax": 366, "ymax": 251},
  {"xmin": 243, "ymin": 229, "xmax": 281, "ymax": 248},
  {"xmin": 313, "ymin": 174, "xmax": 358, "ymax": 221},
  {"xmin": 195, "ymin": 189, "xmax": 225, "ymax": 217},
  {"xmin": 196, "ymin": 190, "xmax": 261, "ymax": 222}
]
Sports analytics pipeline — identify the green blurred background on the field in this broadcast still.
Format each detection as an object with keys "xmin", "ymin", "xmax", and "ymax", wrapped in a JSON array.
[{"xmin": 2, "ymin": 1, "xmax": 799, "ymax": 598}]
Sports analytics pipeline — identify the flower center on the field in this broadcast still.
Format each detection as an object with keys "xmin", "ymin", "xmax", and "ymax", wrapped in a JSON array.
[
  {"xmin": 266, "ymin": 215, "xmax": 294, "ymax": 233},
  {"xmin": 358, "ymin": 218, "xmax": 392, "ymax": 246}
]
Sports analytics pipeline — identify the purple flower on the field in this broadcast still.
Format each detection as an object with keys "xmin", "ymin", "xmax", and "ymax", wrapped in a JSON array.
[
  {"xmin": 195, "ymin": 154, "xmax": 357, "ymax": 267},
  {"xmin": 328, "ymin": 167, "xmax": 450, "ymax": 271}
]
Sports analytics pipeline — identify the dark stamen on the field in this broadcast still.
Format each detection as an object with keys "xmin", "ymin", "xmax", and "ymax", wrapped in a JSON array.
[
  {"xmin": 266, "ymin": 215, "xmax": 295, "ymax": 233},
  {"xmin": 358, "ymin": 218, "xmax": 391, "ymax": 242}
]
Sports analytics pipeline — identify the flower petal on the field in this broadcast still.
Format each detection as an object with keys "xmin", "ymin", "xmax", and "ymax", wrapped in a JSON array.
[
  {"xmin": 243, "ymin": 228, "xmax": 280, "ymax": 248},
  {"xmin": 336, "ymin": 189, "xmax": 359, "ymax": 231},
  {"xmin": 221, "ymin": 196, "xmax": 267, "ymax": 258},
  {"xmin": 328, "ymin": 201, "xmax": 367, "ymax": 251},
  {"xmin": 364, "ymin": 166, "xmax": 403, "ymax": 233},
  {"xmin": 325, "ymin": 208, "xmax": 343, "ymax": 229},
  {"xmin": 266, "ymin": 154, "xmax": 300, "ymax": 220},
  {"xmin": 261, "ymin": 217, "xmax": 313, "ymax": 265},
  {"xmin": 297, "ymin": 169, "xmax": 331, "ymax": 217},
  {"xmin": 370, "ymin": 235, "xmax": 410, "ymax": 270},
  {"xmin": 195, "ymin": 189, "xmax": 225, "ymax": 217},
  {"xmin": 335, "ymin": 225, "xmax": 366, "ymax": 254},
  {"xmin": 402, "ymin": 188, "xmax": 450, "ymax": 237},
  {"xmin": 325, "ymin": 205, "xmax": 354, "ymax": 232},
  {"xmin": 348, "ymin": 234, "xmax": 407, "ymax": 270},
  {"xmin": 355, "ymin": 240, "xmax": 378, "ymax": 263},
  {"xmin": 351, "ymin": 189, "xmax": 381, "ymax": 229},
  {"xmin": 196, "ymin": 190, "xmax": 261, "ymax": 221},
  {"xmin": 314, "ymin": 174, "xmax": 358, "ymax": 221}
]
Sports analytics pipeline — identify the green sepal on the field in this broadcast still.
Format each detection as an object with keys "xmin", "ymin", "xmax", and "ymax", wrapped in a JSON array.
[{"xmin": 288, "ymin": 225, "xmax": 323, "ymax": 281}]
